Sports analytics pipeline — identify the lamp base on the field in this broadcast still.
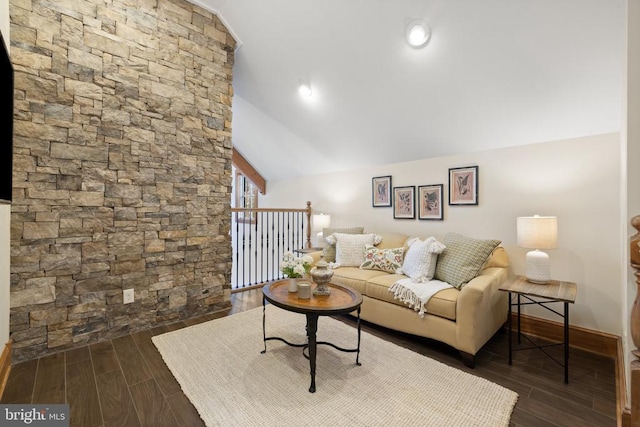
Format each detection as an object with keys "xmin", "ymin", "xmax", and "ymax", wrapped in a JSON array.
[
  {"xmin": 525, "ymin": 249, "xmax": 551, "ymax": 284},
  {"xmin": 315, "ymin": 231, "xmax": 324, "ymax": 248}
]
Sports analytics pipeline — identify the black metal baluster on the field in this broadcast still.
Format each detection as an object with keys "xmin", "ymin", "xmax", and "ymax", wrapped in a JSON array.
[
  {"xmin": 299, "ymin": 211, "xmax": 303, "ymax": 249},
  {"xmin": 287, "ymin": 212, "xmax": 292, "ymax": 252},
  {"xmin": 246, "ymin": 214, "xmax": 250, "ymax": 287},
  {"xmin": 253, "ymin": 209, "xmax": 259, "ymax": 285},
  {"xmin": 301, "ymin": 211, "xmax": 306, "ymax": 249},
  {"xmin": 234, "ymin": 212, "xmax": 239, "ymax": 289},
  {"xmin": 258, "ymin": 211, "xmax": 263, "ymax": 283},
  {"xmin": 272, "ymin": 212, "xmax": 277, "ymax": 281},
  {"xmin": 263, "ymin": 212, "xmax": 267, "ymax": 282},
  {"xmin": 278, "ymin": 212, "xmax": 281, "ymax": 279},
  {"xmin": 242, "ymin": 213, "xmax": 247, "ymax": 288},
  {"xmin": 295, "ymin": 211, "xmax": 299, "ymax": 249}
]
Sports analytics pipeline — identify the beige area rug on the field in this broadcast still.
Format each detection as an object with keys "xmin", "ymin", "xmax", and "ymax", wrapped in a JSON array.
[{"xmin": 152, "ymin": 305, "xmax": 518, "ymax": 427}]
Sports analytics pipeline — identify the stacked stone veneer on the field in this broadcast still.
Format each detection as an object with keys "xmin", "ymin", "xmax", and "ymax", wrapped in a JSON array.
[{"xmin": 9, "ymin": 0, "xmax": 235, "ymax": 361}]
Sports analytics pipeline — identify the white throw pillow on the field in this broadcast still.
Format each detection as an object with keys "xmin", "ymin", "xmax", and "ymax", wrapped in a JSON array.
[
  {"xmin": 329, "ymin": 233, "xmax": 381, "ymax": 267},
  {"xmin": 399, "ymin": 236, "xmax": 446, "ymax": 283}
]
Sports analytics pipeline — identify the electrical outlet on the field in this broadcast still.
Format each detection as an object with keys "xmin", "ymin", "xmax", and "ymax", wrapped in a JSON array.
[{"xmin": 123, "ymin": 288, "xmax": 134, "ymax": 304}]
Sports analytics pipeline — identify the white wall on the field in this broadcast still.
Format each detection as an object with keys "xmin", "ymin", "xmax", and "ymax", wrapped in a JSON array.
[
  {"xmin": 262, "ymin": 133, "xmax": 623, "ymax": 335},
  {"xmin": 1, "ymin": 0, "xmax": 10, "ymax": 350},
  {"xmin": 623, "ymin": 0, "xmax": 640, "ymax": 403},
  {"xmin": 0, "ymin": 2, "xmax": 7, "ymax": 37}
]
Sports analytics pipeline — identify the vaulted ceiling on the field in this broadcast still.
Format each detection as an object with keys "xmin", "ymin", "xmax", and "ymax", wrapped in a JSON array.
[{"xmin": 199, "ymin": 0, "xmax": 624, "ymax": 182}]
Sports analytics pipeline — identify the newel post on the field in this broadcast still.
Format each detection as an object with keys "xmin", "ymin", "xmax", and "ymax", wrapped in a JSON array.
[
  {"xmin": 306, "ymin": 201, "xmax": 312, "ymax": 249},
  {"xmin": 630, "ymin": 215, "xmax": 640, "ymax": 426}
]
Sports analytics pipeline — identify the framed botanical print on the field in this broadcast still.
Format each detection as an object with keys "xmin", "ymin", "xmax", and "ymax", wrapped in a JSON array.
[
  {"xmin": 393, "ymin": 186, "xmax": 415, "ymax": 219},
  {"xmin": 449, "ymin": 166, "xmax": 478, "ymax": 206},
  {"xmin": 418, "ymin": 184, "xmax": 443, "ymax": 220},
  {"xmin": 372, "ymin": 175, "xmax": 392, "ymax": 207}
]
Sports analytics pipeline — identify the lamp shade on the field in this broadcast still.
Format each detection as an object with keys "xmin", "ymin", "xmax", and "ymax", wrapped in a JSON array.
[
  {"xmin": 517, "ymin": 216, "xmax": 557, "ymax": 250},
  {"xmin": 313, "ymin": 214, "xmax": 331, "ymax": 248},
  {"xmin": 313, "ymin": 214, "xmax": 331, "ymax": 230}
]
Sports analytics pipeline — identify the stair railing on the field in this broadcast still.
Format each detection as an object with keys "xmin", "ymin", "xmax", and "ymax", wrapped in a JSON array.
[{"xmin": 230, "ymin": 201, "xmax": 312, "ymax": 289}]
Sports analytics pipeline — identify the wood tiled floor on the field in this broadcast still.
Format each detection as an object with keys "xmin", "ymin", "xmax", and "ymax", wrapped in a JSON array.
[{"xmin": 2, "ymin": 288, "xmax": 617, "ymax": 426}]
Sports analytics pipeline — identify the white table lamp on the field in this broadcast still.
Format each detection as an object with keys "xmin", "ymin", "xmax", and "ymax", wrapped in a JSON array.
[
  {"xmin": 517, "ymin": 215, "xmax": 558, "ymax": 284},
  {"xmin": 313, "ymin": 214, "xmax": 331, "ymax": 247}
]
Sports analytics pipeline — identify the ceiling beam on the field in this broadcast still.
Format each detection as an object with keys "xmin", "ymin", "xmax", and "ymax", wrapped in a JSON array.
[{"xmin": 232, "ymin": 148, "xmax": 266, "ymax": 195}]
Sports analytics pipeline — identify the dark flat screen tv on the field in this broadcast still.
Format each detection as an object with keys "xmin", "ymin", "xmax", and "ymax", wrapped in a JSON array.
[{"xmin": 0, "ymin": 28, "xmax": 13, "ymax": 203}]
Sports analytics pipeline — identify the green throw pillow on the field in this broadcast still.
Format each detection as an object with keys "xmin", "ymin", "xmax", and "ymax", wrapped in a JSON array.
[
  {"xmin": 322, "ymin": 227, "xmax": 364, "ymax": 262},
  {"xmin": 434, "ymin": 233, "xmax": 501, "ymax": 288}
]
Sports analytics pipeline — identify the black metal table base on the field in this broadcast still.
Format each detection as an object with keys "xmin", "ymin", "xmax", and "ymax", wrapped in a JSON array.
[
  {"xmin": 507, "ymin": 293, "xmax": 570, "ymax": 384},
  {"xmin": 261, "ymin": 304, "xmax": 362, "ymax": 393}
]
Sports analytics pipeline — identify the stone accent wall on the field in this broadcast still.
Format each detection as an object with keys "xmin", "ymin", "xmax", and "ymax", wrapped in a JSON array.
[{"xmin": 9, "ymin": 0, "xmax": 235, "ymax": 362}]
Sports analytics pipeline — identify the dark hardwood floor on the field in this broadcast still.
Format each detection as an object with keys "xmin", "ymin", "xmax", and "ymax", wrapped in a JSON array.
[{"xmin": 1, "ymin": 288, "xmax": 617, "ymax": 427}]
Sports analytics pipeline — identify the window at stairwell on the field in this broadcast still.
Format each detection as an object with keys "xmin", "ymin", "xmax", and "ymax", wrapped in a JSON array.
[{"xmin": 233, "ymin": 170, "xmax": 258, "ymax": 224}]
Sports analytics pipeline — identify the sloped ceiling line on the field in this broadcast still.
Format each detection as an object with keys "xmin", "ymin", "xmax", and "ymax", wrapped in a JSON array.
[{"xmin": 198, "ymin": 0, "xmax": 624, "ymax": 181}]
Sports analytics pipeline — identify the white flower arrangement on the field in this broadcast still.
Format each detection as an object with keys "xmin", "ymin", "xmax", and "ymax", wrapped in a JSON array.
[{"xmin": 280, "ymin": 251, "xmax": 313, "ymax": 278}]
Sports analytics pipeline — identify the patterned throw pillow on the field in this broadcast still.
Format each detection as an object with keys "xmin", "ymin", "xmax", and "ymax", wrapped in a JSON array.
[
  {"xmin": 327, "ymin": 233, "xmax": 381, "ymax": 267},
  {"xmin": 360, "ymin": 245, "xmax": 405, "ymax": 273},
  {"xmin": 434, "ymin": 233, "xmax": 501, "ymax": 289},
  {"xmin": 398, "ymin": 237, "xmax": 446, "ymax": 282},
  {"xmin": 322, "ymin": 227, "xmax": 364, "ymax": 262}
]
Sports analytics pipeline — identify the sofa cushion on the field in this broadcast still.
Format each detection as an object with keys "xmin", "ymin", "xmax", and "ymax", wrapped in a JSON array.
[
  {"xmin": 424, "ymin": 288, "xmax": 458, "ymax": 321},
  {"xmin": 322, "ymin": 227, "xmax": 364, "ymax": 262},
  {"xmin": 363, "ymin": 273, "xmax": 408, "ymax": 308},
  {"xmin": 434, "ymin": 233, "xmax": 501, "ymax": 288},
  {"xmin": 360, "ymin": 245, "xmax": 404, "ymax": 273},
  {"xmin": 328, "ymin": 233, "xmax": 382, "ymax": 267},
  {"xmin": 399, "ymin": 236, "xmax": 446, "ymax": 282},
  {"xmin": 365, "ymin": 274, "xmax": 458, "ymax": 321},
  {"xmin": 330, "ymin": 267, "xmax": 387, "ymax": 295}
]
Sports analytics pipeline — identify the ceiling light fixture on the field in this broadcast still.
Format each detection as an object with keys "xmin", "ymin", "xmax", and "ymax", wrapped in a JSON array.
[
  {"xmin": 298, "ymin": 81, "xmax": 312, "ymax": 99},
  {"xmin": 405, "ymin": 19, "xmax": 431, "ymax": 48}
]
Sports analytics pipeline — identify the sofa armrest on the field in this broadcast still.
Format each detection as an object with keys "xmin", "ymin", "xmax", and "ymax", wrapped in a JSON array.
[
  {"xmin": 455, "ymin": 267, "xmax": 510, "ymax": 355},
  {"xmin": 307, "ymin": 250, "xmax": 324, "ymax": 266}
]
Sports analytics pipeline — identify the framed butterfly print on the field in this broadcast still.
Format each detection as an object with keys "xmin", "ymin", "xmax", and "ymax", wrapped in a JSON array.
[
  {"xmin": 418, "ymin": 184, "xmax": 443, "ymax": 220},
  {"xmin": 372, "ymin": 175, "xmax": 392, "ymax": 207},
  {"xmin": 393, "ymin": 186, "xmax": 415, "ymax": 219},
  {"xmin": 449, "ymin": 166, "xmax": 478, "ymax": 205}
]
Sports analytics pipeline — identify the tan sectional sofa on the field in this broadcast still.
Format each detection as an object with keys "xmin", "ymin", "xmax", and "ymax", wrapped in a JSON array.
[{"xmin": 313, "ymin": 232, "xmax": 510, "ymax": 367}]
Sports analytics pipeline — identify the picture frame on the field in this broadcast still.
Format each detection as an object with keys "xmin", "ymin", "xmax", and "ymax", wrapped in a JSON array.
[
  {"xmin": 393, "ymin": 186, "xmax": 415, "ymax": 219},
  {"xmin": 449, "ymin": 166, "xmax": 478, "ymax": 206},
  {"xmin": 372, "ymin": 175, "xmax": 392, "ymax": 207},
  {"xmin": 418, "ymin": 184, "xmax": 443, "ymax": 220}
]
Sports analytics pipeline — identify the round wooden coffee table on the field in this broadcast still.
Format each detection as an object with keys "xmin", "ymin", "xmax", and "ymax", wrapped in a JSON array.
[{"xmin": 261, "ymin": 280, "xmax": 363, "ymax": 393}]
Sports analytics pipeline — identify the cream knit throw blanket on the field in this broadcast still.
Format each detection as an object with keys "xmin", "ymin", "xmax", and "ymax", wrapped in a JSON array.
[{"xmin": 389, "ymin": 278, "xmax": 453, "ymax": 317}]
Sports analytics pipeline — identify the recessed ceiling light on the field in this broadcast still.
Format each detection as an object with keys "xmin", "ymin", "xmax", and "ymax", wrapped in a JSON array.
[
  {"xmin": 298, "ymin": 81, "xmax": 312, "ymax": 98},
  {"xmin": 405, "ymin": 19, "xmax": 431, "ymax": 48}
]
